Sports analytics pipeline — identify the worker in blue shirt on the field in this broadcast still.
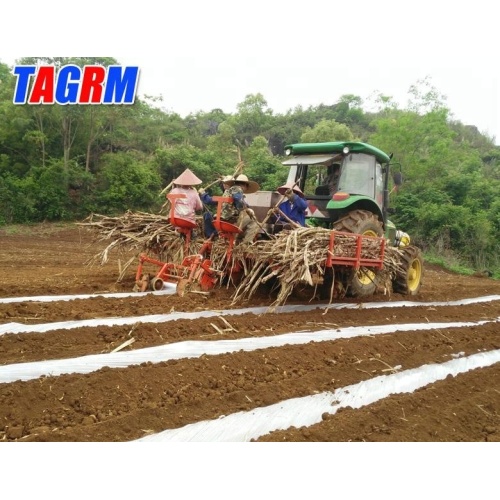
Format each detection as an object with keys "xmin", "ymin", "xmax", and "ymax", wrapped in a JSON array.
[{"xmin": 273, "ymin": 182, "xmax": 308, "ymax": 229}]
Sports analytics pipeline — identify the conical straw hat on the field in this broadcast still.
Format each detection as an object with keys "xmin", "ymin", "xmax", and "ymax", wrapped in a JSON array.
[
  {"xmin": 173, "ymin": 168, "xmax": 202, "ymax": 186},
  {"xmin": 277, "ymin": 182, "xmax": 305, "ymax": 198},
  {"xmin": 225, "ymin": 174, "xmax": 260, "ymax": 194}
]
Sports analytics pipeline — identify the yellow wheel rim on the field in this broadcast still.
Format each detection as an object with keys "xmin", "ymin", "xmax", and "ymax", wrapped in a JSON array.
[
  {"xmin": 355, "ymin": 230, "xmax": 379, "ymax": 286},
  {"xmin": 407, "ymin": 258, "xmax": 422, "ymax": 291},
  {"xmin": 357, "ymin": 268, "xmax": 376, "ymax": 285},
  {"xmin": 356, "ymin": 229, "xmax": 379, "ymax": 285}
]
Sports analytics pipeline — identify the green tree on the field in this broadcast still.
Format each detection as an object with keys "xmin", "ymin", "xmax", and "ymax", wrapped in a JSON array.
[
  {"xmin": 243, "ymin": 136, "xmax": 288, "ymax": 190},
  {"xmin": 17, "ymin": 159, "xmax": 73, "ymax": 221},
  {"xmin": 93, "ymin": 152, "xmax": 161, "ymax": 214},
  {"xmin": 369, "ymin": 108, "xmax": 456, "ymax": 184},
  {"xmin": 154, "ymin": 144, "xmax": 224, "ymax": 189},
  {"xmin": 184, "ymin": 108, "xmax": 228, "ymax": 148},
  {"xmin": 205, "ymin": 121, "xmax": 242, "ymax": 173},
  {"xmin": 231, "ymin": 93, "xmax": 273, "ymax": 146},
  {"xmin": 406, "ymin": 76, "xmax": 448, "ymax": 114},
  {"xmin": 300, "ymin": 119, "xmax": 354, "ymax": 143},
  {"xmin": 0, "ymin": 172, "xmax": 36, "ymax": 223}
]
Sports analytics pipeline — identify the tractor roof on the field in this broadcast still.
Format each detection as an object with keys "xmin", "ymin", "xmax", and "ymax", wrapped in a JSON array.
[{"xmin": 284, "ymin": 141, "xmax": 391, "ymax": 164}]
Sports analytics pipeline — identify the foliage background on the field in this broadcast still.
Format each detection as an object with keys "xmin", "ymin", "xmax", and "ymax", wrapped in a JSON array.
[{"xmin": 1, "ymin": 58, "xmax": 498, "ymax": 273}]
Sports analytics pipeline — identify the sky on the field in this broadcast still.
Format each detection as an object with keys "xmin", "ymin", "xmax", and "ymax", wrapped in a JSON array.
[{"xmin": 1, "ymin": 0, "xmax": 499, "ymax": 145}]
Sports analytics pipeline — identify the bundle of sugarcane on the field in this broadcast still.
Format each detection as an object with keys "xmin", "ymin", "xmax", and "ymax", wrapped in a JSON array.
[
  {"xmin": 381, "ymin": 246, "xmax": 406, "ymax": 277},
  {"xmin": 208, "ymin": 238, "xmax": 234, "ymax": 282},
  {"xmin": 208, "ymin": 236, "xmax": 269, "ymax": 288},
  {"xmin": 231, "ymin": 227, "xmax": 387, "ymax": 308},
  {"xmin": 78, "ymin": 211, "xmax": 204, "ymax": 269}
]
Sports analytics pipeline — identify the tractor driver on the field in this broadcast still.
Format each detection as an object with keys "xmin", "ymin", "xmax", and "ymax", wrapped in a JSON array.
[{"xmin": 324, "ymin": 163, "xmax": 341, "ymax": 195}]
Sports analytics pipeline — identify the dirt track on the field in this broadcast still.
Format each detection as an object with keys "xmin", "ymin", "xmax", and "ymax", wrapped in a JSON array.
[{"xmin": 0, "ymin": 223, "xmax": 499, "ymax": 442}]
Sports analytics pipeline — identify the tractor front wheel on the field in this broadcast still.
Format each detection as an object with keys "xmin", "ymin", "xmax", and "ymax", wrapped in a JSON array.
[{"xmin": 393, "ymin": 246, "xmax": 424, "ymax": 295}]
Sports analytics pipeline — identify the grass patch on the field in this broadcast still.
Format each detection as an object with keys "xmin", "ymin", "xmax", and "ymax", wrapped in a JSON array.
[
  {"xmin": 424, "ymin": 254, "xmax": 473, "ymax": 275},
  {"xmin": 424, "ymin": 251, "xmax": 499, "ymax": 279}
]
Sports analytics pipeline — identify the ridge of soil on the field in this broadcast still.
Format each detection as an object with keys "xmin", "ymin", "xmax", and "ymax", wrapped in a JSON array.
[{"xmin": 1, "ymin": 223, "xmax": 499, "ymax": 442}]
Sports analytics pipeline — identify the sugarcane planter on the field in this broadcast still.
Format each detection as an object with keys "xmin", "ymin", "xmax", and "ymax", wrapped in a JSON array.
[
  {"xmin": 134, "ymin": 142, "xmax": 423, "ymax": 304},
  {"xmin": 134, "ymin": 193, "xmax": 218, "ymax": 295},
  {"xmin": 135, "ymin": 193, "xmax": 419, "ymax": 304},
  {"xmin": 133, "ymin": 192, "xmax": 253, "ymax": 295}
]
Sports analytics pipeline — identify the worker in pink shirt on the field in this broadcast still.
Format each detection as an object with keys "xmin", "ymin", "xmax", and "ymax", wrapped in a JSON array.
[{"xmin": 169, "ymin": 168, "xmax": 203, "ymax": 224}]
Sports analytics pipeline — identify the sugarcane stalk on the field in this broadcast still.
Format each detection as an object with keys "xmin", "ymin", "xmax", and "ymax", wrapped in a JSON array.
[
  {"xmin": 159, "ymin": 180, "xmax": 173, "ymax": 197},
  {"xmin": 274, "ymin": 208, "xmax": 301, "ymax": 229}
]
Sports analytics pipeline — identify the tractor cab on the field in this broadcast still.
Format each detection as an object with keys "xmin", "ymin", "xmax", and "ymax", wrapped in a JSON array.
[{"xmin": 282, "ymin": 141, "xmax": 401, "ymax": 239}]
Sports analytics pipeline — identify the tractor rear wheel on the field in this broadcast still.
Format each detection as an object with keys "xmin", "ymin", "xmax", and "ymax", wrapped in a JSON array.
[
  {"xmin": 332, "ymin": 210, "xmax": 384, "ymax": 297},
  {"xmin": 333, "ymin": 210, "xmax": 384, "ymax": 237},
  {"xmin": 393, "ymin": 246, "xmax": 423, "ymax": 295}
]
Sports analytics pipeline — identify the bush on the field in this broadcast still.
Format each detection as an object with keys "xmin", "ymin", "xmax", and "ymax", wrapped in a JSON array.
[{"xmin": 92, "ymin": 152, "xmax": 161, "ymax": 214}]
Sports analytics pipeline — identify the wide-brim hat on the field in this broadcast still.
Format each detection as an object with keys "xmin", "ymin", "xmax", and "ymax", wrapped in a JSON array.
[
  {"xmin": 221, "ymin": 175, "xmax": 234, "ymax": 183},
  {"xmin": 226, "ymin": 174, "xmax": 260, "ymax": 194},
  {"xmin": 277, "ymin": 182, "xmax": 305, "ymax": 198},
  {"xmin": 173, "ymin": 168, "xmax": 202, "ymax": 186}
]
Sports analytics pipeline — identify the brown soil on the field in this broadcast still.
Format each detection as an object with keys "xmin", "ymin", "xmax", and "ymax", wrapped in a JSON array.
[{"xmin": 1, "ymin": 223, "xmax": 499, "ymax": 442}]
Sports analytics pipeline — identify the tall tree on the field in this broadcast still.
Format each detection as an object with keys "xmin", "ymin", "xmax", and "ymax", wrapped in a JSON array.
[
  {"xmin": 300, "ymin": 119, "xmax": 354, "ymax": 143},
  {"xmin": 243, "ymin": 136, "xmax": 287, "ymax": 190},
  {"xmin": 231, "ymin": 93, "xmax": 273, "ymax": 146}
]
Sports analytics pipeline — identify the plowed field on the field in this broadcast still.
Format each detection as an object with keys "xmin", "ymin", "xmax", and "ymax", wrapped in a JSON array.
[{"xmin": 1, "ymin": 223, "xmax": 499, "ymax": 443}]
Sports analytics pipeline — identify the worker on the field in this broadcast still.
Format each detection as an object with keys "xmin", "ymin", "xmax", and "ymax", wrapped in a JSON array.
[
  {"xmin": 198, "ymin": 175, "xmax": 233, "ymax": 238},
  {"xmin": 169, "ymin": 168, "xmax": 203, "ymax": 224},
  {"xmin": 274, "ymin": 182, "xmax": 308, "ymax": 228},
  {"xmin": 222, "ymin": 174, "xmax": 261, "ymax": 244},
  {"xmin": 199, "ymin": 175, "xmax": 233, "ymax": 205}
]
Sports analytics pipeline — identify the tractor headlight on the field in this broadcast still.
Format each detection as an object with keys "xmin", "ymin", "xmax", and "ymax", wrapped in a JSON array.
[
  {"xmin": 285, "ymin": 148, "xmax": 291, "ymax": 156},
  {"xmin": 395, "ymin": 230, "xmax": 410, "ymax": 247},
  {"xmin": 342, "ymin": 146, "xmax": 350, "ymax": 155}
]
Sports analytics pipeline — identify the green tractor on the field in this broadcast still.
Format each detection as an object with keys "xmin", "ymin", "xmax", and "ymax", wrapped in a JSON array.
[{"xmin": 281, "ymin": 141, "xmax": 423, "ymax": 297}]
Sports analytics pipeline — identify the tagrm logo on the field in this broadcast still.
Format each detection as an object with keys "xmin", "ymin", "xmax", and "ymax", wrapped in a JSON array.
[{"xmin": 12, "ymin": 65, "xmax": 140, "ymax": 105}]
